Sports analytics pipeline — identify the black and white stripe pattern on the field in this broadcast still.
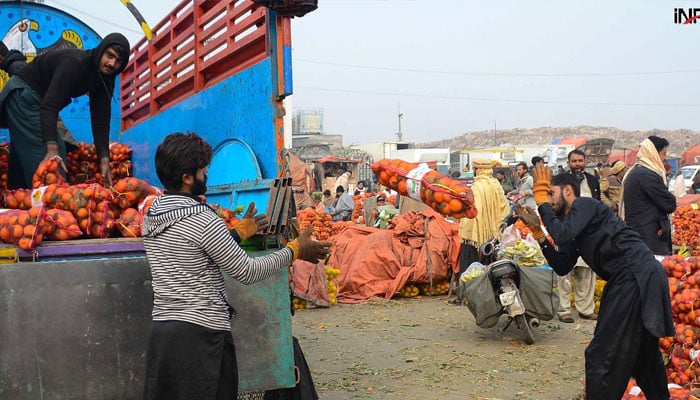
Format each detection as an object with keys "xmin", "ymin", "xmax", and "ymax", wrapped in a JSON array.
[{"xmin": 143, "ymin": 194, "xmax": 293, "ymax": 331}]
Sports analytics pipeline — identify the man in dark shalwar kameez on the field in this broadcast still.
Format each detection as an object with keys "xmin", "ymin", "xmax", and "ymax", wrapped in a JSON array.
[{"xmin": 516, "ymin": 165, "xmax": 674, "ymax": 400}]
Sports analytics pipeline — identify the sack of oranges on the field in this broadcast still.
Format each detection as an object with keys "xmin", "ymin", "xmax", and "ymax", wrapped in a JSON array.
[
  {"xmin": 43, "ymin": 209, "xmax": 83, "ymax": 241},
  {"xmin": 0, "ymin": 206, "xmax": 47, "ymax": 251},
  {"xmin": 4, "ymin": 188, "xmax": 34, "ymax": 210},
  {"xmin": 39, "ymin": 183, "xmax": 113, "ymax": 236},
  {"xmin": 371, "ymin": 159, "xmax": 477, "ymax": 219},
  {"xmin": 116, "ymin": 208, "xmax": 142, "ymax": 238},
  {"xmin": 32, "ymin": 156, "xmax": 67, "ymax": 188},
  {"xmin": 89, "ymin": 200, "xmax": 117, "ymax": 238},
  {"xmin": 111, "ymin": 177, "xmax": 158, "ymax": 210},
  {"xmin": 66, "ymin": 142, "xmax": 99, "ymax": 184}
]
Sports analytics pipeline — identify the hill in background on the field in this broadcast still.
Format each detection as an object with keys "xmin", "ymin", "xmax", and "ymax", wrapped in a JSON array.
[{"xmin": 418, "ymin": 126, "xmax": 699, "ymax": 157}]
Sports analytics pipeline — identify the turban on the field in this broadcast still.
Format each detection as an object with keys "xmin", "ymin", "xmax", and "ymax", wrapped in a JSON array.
[
  {"xmin": 610, "ymin": 162, "xmax": 625, "ymax": 175},
  {"xmin": 471, "ymin": 158, "xmax": 492, "ymax": 170}
]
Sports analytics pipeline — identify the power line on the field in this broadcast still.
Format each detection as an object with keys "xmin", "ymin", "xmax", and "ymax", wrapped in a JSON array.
[
  {"xmin": 49, "ymin": 0, "xmax": 143, "ymax": 35},
  {"xmin": 296, "ymin": 86, "xmax": 700, "ymax": 107},
  {"xmin": 296, "ymin": 59, "xmax": 700, "ymax": 77}
]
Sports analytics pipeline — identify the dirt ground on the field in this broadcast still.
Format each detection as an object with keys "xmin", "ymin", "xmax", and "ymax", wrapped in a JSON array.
[{"xmin": 291, "ymin": 296, "xmax": 597, "ymax": 400}]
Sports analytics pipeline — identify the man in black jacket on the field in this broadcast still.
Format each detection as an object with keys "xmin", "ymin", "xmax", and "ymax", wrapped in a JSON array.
[
  {"xmin": 517, "ymin": 167, "xmax": 673, "ymax": 400},
  {"xmin": 0, "ymin": 33, "xmax": 130, "ymax": 189},
  {"xmin": 556, "ymin": 149, "xmax": 600, "ymax": 323},
  {"xmin": 622, "ymin": 136, "xmax": 676, "ymax": 255}
]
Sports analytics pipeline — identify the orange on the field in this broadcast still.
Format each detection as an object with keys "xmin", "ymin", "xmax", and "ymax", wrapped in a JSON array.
[
  {"xmin": 5, "ymin": 196, "xmax": 18, "ymax": 209},
  {"xmin": 18, "ymin": 237, "xmax": 31, "ymax": 250},
  {"xmin": 448, "ymin": 198, "xmax": 464, "ymax": 214},
  {"xmin": 23, "ymin": 224, "xmax": 35, "ymax": 238},
  {"xmin": 388, "ymin": 175, "xmax": 398, "ymax": 189},
  {"xmin": 11, "ymin": 224, "xmax": 23, "ymax": 239},
  {"xmin": 28, "ymin": 207, "xmax": 40, "ymax": 219},
  {"xmin": 397, "ymin": 180, "xmax": 407, "ymax": 195},
  {"xmin": 433, "ymin": 191, "xmax": 445, "ymax": 204},
  {"xmin": 378, "ymin": 171, "xmax": 389, "ymax": 185},
  {"xmin": 53, "ymin": 229, "xmax": 69, "ymax": 241},
  {"xmin": 76, "ymin": 208, "xmax": 89, "ymax": 219},
  {"xmin": 0, "ymin": 226, "xmax": 10, "ymax": 242}
]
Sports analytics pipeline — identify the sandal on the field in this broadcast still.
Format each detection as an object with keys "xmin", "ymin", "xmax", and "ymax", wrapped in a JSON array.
[
  {"xmin": 558, "ymin": 313, "xmax": 575, "ymax": 323},
  {"xmin": 579, "ymin": 313, "xmax": 598, "ymax": 320}
]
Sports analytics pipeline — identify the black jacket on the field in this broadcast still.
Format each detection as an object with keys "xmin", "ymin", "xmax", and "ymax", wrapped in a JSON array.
[
  {"xmin": 569, "ymin": 171, "xmax": 600, "ymax": 200},
  {"xmin": 15, "ymin": 33, "xmax": 129, "ymax": 159},
  {"xmin": 538, "ymin": 197, "xmax": 673, "ymax": 338},
  {"xmin": 622, "ymin": 165, "xmax": 676, "ymax": 255}
]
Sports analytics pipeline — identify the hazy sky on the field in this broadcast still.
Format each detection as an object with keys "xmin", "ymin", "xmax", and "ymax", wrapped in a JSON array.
[{"xmin": 44, "ymin": 0, "xmax": 700, "ymax": 145}]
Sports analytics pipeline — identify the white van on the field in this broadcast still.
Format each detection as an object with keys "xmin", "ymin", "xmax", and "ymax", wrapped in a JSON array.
[{"xmin": 669, "ymin": 165, "xmax": 700, "ymax": 195}]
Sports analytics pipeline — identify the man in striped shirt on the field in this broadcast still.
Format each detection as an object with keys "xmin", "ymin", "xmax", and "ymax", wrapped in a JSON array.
[{"xmin": 142, "ymin": 132, "xmax": 331, "ymax": 400}]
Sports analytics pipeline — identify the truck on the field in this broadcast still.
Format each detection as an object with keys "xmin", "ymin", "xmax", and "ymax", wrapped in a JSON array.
[
  {"xmin": 449, "ymin": 147, "xmax": 524, "ymax": 174},
  {"xmin": 0, "ymin": 1, "xmax": 300, "ymax": 398},
  {"xmin": 390, "ymin": 147, "xmax": 451, "ymax": 174}
]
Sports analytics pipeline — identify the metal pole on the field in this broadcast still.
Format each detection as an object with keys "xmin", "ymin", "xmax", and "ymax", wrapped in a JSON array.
[{"xmin": 493, "ymin": 120, "xmax": 497, "ymax": 146}]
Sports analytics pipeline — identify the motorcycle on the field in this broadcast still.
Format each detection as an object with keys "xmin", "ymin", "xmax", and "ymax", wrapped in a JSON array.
[{"xmin": 477, "ymin": 226, "xmax": 540, "ymax": 345}]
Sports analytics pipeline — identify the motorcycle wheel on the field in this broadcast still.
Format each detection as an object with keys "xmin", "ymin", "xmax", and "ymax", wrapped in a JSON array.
[{"xmin": 514, "ymin": 314, "xmax": 535, "ymax": 345}]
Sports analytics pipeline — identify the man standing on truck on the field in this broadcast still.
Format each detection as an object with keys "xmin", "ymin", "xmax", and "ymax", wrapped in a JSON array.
[
  {"xmin": 0, "ymin": 33, "xmax": 130, "ymax": 189},
  {"xmin": 141, "ymin": 132, "xmax": 332, "ymax": 399}
]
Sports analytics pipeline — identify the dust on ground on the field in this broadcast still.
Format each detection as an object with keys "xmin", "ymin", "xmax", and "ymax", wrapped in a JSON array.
[{"xmin": 291, "ymin": 296, "xmax": 596, "ymax": 400}]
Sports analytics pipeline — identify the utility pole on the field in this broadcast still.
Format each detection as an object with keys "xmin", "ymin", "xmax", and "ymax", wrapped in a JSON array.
[
  {"xmin": 493, "ymin": 120, "xmax": 497, "ymax": 146},
  {"xmin": 396, "ymin": 103, "xmax": 404, "ymax": 142}
]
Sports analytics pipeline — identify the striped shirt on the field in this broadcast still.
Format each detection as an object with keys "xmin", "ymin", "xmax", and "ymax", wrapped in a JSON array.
[{"xmin": 142, "ymin": 193, "xmax": 293, "ymax": 331}]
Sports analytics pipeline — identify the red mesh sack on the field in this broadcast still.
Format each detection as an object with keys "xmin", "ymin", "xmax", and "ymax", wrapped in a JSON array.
[
  {"xmin": 112, "ymin": 177, "xmax": 158, "ymax": 210},
  {"xmin": 43, "ymin": 208, "xmax": 83, "ymax": 241},
  {"xmin": 0, "ymin": 206, "xmax": 47, "ymax": 251},
  {"xmin": 32, "ymin": 156, "xmax": 67, "ymax": 188},
  {"xmin": 117, "ymin": 207, "xmax": 142, "ymax": 238},
  {"xmin": 371, "ymin": 159, "xmax": 477, "ymax": 219}
]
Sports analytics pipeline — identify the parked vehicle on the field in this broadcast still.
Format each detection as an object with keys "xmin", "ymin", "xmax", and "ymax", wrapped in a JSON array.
[
  {"xmin": 668, "ymin": 165, "xmax": 700, "ymax": 195},
  {"xmin": 479, "ymin": 238, "xmax": 538, "ymax": 345},
  {"xmin": 458, "ymin": 218, "xmax": 558, "ymax": 346}
]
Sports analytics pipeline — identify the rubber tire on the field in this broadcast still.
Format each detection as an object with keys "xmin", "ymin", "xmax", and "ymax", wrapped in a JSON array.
[{"xmin": 514, "ymin": 314, "xmax": 535, "ymax": 345}]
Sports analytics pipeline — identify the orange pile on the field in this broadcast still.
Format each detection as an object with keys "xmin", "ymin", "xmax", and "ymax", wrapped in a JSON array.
[
  {"xmin": 661, "ymin": 255, "xmax": 700, "ymax": 388},
  {"xmin": 673, "ymin": 204, "xmax": 700, "ymax": 256},
  {"xmin": 298, "ymin": 208, "xmax": 333, "ymax": 241}
]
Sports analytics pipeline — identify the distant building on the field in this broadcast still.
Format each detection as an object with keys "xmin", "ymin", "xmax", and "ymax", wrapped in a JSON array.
[{"xmin": 292, "ymin": 108, "xmax": 324, "ymax": 136}]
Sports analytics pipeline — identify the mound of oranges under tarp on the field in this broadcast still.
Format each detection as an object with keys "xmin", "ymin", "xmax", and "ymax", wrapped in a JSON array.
[{"xmin": 327, "ymin": 208, "xmax": 460, "ymax": 303}]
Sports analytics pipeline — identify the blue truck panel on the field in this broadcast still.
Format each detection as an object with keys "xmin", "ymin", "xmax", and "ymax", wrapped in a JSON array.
[{"xmin": 118, "ymin": 59, "xmax": 277, "ymax": 195}]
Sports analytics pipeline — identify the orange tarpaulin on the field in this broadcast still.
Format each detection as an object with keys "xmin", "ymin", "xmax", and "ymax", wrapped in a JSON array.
[
  {"xmin": 291, "ymin": 259, "xmax": 331, "ymax": 308},
  {"xmin": 328, "ymin": 209, "xmax": 461, "ymax": 303}
]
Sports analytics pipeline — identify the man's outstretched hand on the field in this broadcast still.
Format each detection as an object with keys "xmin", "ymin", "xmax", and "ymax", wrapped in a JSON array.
[
  {"xmin": 532, "ymin": 164, "xmax": 551, "ymax": 205},
  {"xmin": 287, "ymin": 225, "xmax": 332, "ymax": 263},
  {"xmin": 234, "ymin": 202, "xmax": 268, "ymax": 242},
  {"xmin": 514, "ymin": 204, "xmax": 545, "ymax": 240}
]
